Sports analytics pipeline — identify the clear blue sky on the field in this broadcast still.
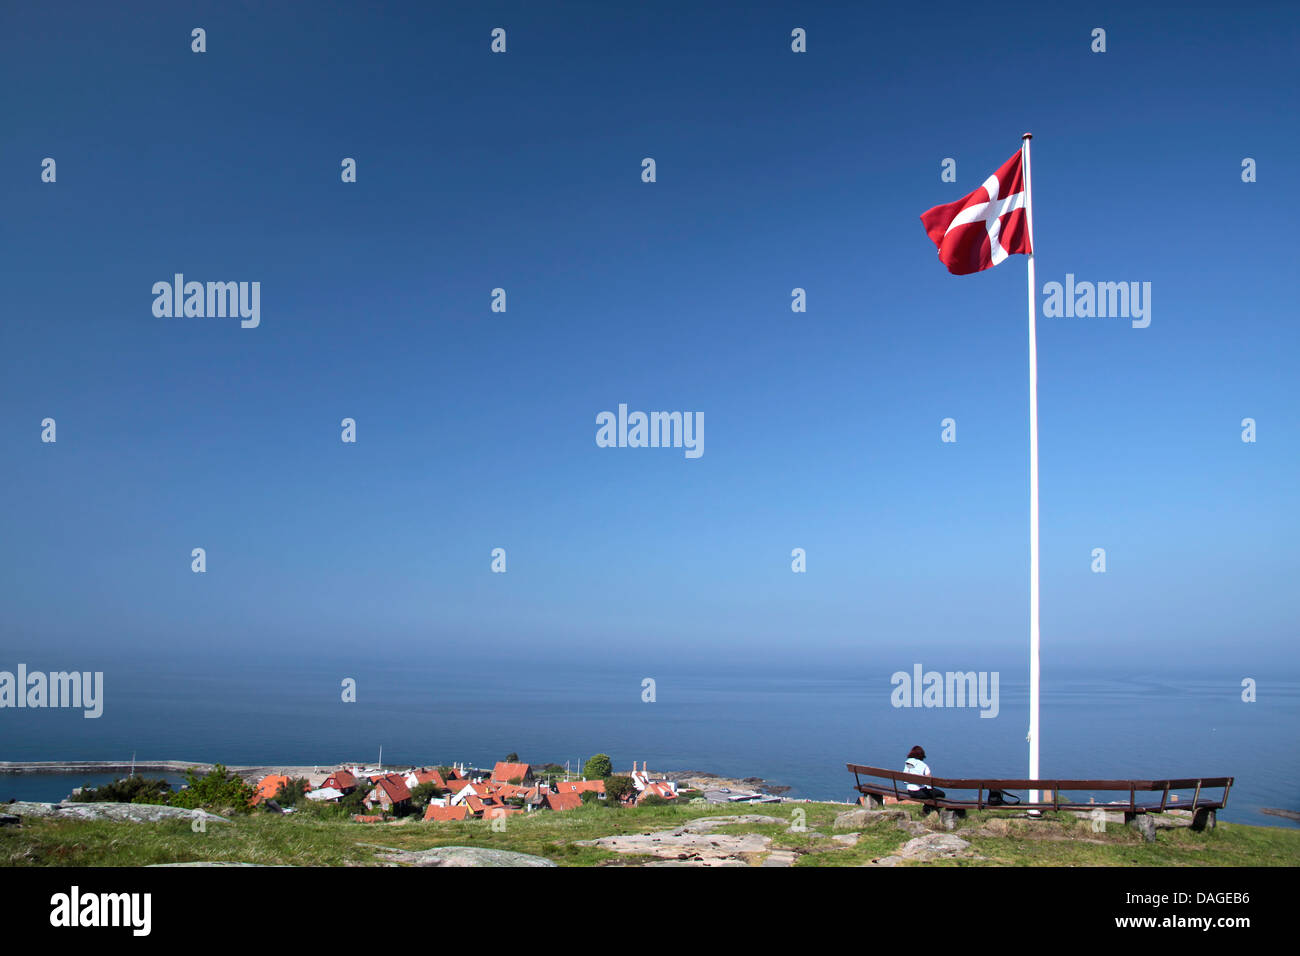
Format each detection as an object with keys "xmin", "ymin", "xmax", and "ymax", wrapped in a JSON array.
[{"xmin": 2, "ymin": 1, "xmax": 1296, "ymax": 677}]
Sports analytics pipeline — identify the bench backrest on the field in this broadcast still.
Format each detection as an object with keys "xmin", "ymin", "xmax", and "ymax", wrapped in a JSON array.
[{"xmin": 846, "ymin": 764, "xmax": 1232, "ymax": 808}]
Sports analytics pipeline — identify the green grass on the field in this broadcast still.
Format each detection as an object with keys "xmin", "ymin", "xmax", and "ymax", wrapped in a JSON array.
[{"xmin": 3, "ymin": 801, "xmax": 1297, "ymax": 867}]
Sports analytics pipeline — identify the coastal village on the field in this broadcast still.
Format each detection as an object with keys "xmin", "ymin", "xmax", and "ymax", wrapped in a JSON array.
[{"xmin": 245, "ymin": 760, "xmax": 781, "ymax": 823}]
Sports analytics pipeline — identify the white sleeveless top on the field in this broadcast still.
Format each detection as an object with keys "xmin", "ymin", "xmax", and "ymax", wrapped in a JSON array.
[{"xmin": 904, "ymin": 757, "xmax": 931, "ymax": 790}]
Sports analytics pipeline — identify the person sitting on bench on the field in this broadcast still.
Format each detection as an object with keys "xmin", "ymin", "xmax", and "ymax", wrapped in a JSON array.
[{"xmin": 904, "ymin": 745, "xmax": 945, "ymax": 800}]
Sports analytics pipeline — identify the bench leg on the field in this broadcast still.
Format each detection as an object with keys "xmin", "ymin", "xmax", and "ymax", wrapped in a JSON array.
[
  {"xmin": 1191, "ymin": 808, "xmax": 1216, "ymax": 832},
  {"xmin": 859, "ymin": 793, "xmax": 884, "ymax": 810},
  {"xmin": 1125, "ymin": 812, "xmax": 1156, "ymax": 843},
  {"xmin": 938, "ymin": 808, "xmax": 966, "ymax": 831}
]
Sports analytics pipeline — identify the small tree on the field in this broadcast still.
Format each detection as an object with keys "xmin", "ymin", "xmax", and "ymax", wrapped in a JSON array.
[
  {"xmin": 580, "ymin": 790, "xmax": 601, "ymax": 805},
  {"xmin": 410, "ymin": 781, "xmax": 444, "ymax": 808},
  {"xmin": 505, "ymin": 752, "xmax": 520, "ymax": 763},
  {"xmin": 167, "ymin": 765, "xmax": 257, "ymax": 814},
  {"xmin": 339, "ymin": 787, "xmax": 369, "ymax": 813},
  {"xmin": 604, "ymin": 775, "xmax": 634, "ymax": 803},
  {"xmin": 273, "ymin": 777, "xmax": 309, "ymax": 808},
  {"xmin": 583, "ymin": 754, "xmax": 613, "ymax": 780}
]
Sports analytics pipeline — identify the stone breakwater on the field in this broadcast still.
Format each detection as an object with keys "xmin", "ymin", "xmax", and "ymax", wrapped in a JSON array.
[{"xmin": 0, "ymin": 760, "xmax": 224, "ymax": 775}]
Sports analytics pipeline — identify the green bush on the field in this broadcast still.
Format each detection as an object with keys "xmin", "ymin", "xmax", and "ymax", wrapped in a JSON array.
[
  {"xmin": 294, "ymin": 798, "xmax": 349, "ymax": 819},
  {"xmin": 339, "ymin": 787, "xmax": 370, "ymax": 812},
  {"xmin": 166, "ymin": 765, "xmax": 257, "ymax": 814},
  {"xmin": 272, "ymin": 777, "xmax": 309, "ymax": 808},
  {"xmin": 604, "ymin": 774, "xmax": 634, "ymax": 803},
  {"xmin": 409, "ymin": 781, "xmax": 444, "ymax": 808}
]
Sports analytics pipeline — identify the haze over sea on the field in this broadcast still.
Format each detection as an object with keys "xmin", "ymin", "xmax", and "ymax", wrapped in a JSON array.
[{"xmin": 3, "ymin": 649, "xmax": 1295, "ymax": 827}]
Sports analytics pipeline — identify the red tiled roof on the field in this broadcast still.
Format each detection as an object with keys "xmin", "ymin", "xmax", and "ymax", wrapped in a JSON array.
[
  {"xmin": 373, "ymin": 774, "xmax": 412, "ymax": 803},
  {"xmin": 423, "ymin": 804, "xmax": 469, "ymax": 822},
  {"xmin": 463, "ymin": 794, "xmax": 502, "ymax": 815},
  {"xmin": 638, "ymin": 782, "xmax": 677, "ymax": 802},
  {"xmin": 546, "ymin": 791, "xmax": 583, "ymax": 812},
  {"xmin": 554, "ymin": 779, "xmax": 605, "ymax": 795},
  {"xmin": 353, "ymin": 814, "xmax": 383, "ymax": 823},
  {"xmin": 445, "ymin": 779, "xmax": 473, "ymax": 793},
  {"xmin": 413, "ymin": 768, "xmax": 447, "ymax": 789},
  {"xmin": 491, "ymin": 761, "xmax": 531, "ymax": 783},
  {"xmin": 323, "ymin": 770, "xmax": 358, "ymax": 790},
  {"xmin": 251, "ymin": 774, "xmax": 291, "ymax": 805}
]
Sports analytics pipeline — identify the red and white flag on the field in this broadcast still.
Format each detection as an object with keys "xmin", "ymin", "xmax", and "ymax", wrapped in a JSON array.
[{"xmin": 921, "ymin": 149, "xmax": 1032, "ymax": 275}]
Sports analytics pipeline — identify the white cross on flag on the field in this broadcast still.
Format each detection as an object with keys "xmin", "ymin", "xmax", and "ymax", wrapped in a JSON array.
[{"xmin": 921, "ymin": 149, "xmax": 1032, "ymax": 275}]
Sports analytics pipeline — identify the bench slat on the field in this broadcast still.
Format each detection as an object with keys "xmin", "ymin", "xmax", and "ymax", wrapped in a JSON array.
[
  {"xmin": 847, "ymin": 763, "xmax": 1233, "ymax": 813},
  {"xmin": 846, "ymin": 764, "xmax": 1232, "ymax": 792}
]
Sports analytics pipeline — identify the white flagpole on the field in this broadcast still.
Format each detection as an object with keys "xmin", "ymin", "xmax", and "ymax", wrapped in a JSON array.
[{"xmin": 1021, "ymin": 132, "xmax": 1040, "ymax": 807}]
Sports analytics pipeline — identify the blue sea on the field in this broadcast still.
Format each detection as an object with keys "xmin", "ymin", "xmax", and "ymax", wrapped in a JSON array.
[{"xmin": 2, "ymin": 653, "xmax": 1295, "ymax": 827}]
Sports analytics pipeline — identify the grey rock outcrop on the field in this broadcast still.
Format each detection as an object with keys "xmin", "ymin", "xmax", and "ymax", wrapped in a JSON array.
[
  {"xmin": 834, "ymin": 807, "xmax": 906, "ymax": 829},
  {"xmin": 6, "ymin": 801, "xmax": 228, "ymax": 825},
  {"xmin": 578, "ymin": 815, "xmax": 779, "ymax": 864},
  {"xmin": 898, "ymin": 833, "xmax": 971, "ymax": 859},
  {"xmin": 867, "ymin": 832, "xmax": 974, "ymax": 866},
  {"xmin": 370, "ymin": 846, "xmax": 556, "ymax": 867},
  {"xmin": 679, "ymin": 814, "xmax": 782, "ymax": 832}
]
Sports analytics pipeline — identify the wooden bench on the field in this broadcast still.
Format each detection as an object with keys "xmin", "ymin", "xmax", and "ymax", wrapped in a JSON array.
[{"xmin": 846, "ymin": 763, "xmax": 1232, "ymax": 840}]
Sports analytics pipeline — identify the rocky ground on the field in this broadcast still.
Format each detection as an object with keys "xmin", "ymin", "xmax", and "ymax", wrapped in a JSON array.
[
  {"xmin": 578, "ymin": 814, "xmax": 781, "ymax": 865},
  {"xmin": 573, "ymin": 807, "xmax": 985, "ymax": 866},
  {"xmin": 361, "ymin": 844, "xmax": 556, "ymax": 867},
  {"xmin": 3, "ymin": 800, "xmax": 229, "ymax": 825}
]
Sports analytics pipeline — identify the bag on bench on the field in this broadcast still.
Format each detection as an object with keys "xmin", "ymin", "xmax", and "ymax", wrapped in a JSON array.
[{"xmin": 987, "ymin": 789, "xmax": 1020, "ymax": 806}]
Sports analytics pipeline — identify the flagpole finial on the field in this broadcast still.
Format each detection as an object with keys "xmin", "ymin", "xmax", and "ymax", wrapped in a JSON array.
[{"xmin": 1021, "ymin": 132, "xmax": 1033, "ymax": 140}]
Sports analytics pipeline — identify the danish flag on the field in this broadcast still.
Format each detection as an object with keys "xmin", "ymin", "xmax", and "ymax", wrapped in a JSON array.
[{"xmin": 920, "ymin": 149, "xmax": 1032, "ymax": 275}]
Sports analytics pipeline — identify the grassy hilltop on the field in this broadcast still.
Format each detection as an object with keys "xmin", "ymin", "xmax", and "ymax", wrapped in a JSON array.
[{"xmin": 5, "ymin": 799, "xmax": 1299, "ymax": 867}]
